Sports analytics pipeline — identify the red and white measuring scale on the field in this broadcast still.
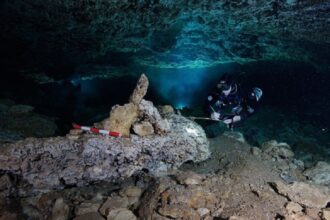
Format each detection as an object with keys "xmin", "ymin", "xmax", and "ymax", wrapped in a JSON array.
[{"xmin": 72, "ymin": 123, "xmax": 122, "ymax": 137}]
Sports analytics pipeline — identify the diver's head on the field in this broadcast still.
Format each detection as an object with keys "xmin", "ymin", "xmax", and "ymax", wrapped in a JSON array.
[
  {"xmin": 217, "ymin": 74, "xmax": 232, "ymax": 89},
  {"xmin": 217, "ymin": 74, "xmax": 234, "ymax": 96},
  {"xmin": 216, "ymin": 80, "xmax": 231, "ymax": 90}
]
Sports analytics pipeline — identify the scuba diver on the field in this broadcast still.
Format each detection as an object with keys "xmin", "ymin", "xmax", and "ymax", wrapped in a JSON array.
[{"xmin": 207, "ymin": 73, "xmax": 263, "ymax": 128}]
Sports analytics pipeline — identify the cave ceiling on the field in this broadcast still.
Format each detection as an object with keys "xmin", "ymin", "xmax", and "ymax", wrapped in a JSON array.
[{"xmin": 0, "ymin": 0, "xmax": 329, "ymax": 78}]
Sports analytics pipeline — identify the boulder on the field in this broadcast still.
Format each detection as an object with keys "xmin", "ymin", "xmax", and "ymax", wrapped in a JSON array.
[
  {"xmin": 285, "ymin": 202, "xmax": 303, "ymax": 214},
  {"xmin": 51, "ymin": 198, "xmax": 70, "ymax": 220},
  {"xmin": 322, "ymin": 208, "xmax": 330, "ymax": 220},
  {"xmin": 103, "ymin": 103, "xmax": 138, "ymax": 137},
  {"xmin": 158, "ymin": 105, "xmax": 174, "ymax": 115},
  {"xmin": 99, "ymin": 196, "xmax": 129, "ymax": 216},
  {"xmin": 75, "ymin": 200, "xmax": 102, "ymax": 216},
  {"xmin": 251, "ymin": 147, "xmax": 262, "ymax": 156},
  {"xmin": 270, "ymin": 181, "xmax": 330, "ymax": 208},
  {"xmin": 303, "ymin": 161, "xmax": 330, "ymax": 186},
  {"xmin": 197, "ymin": 208, "xmax": 210, "ymax": 217},
  {"xmin": 119, "ymin": 186, "xmax": 143, "ymax": 198},
  {"xmin": 133, "ymin": 121, "xmax": 154, "ymax": 136},
  {"xmin": 8, "ymin": 105, "xmax": 34, "ymax": 116},
  {"xmin": 158, "ymin": 204, "xmax": 200, "ymax": 220},
  {"xmin": 139, "ymin": 99, "xmax": 170, "ymax": 134},
  {"xmin": 175, "ymin": 171, "xmax": 204, "ymax": 186},
  {"xmin": 107, "ymin": 208, "xmax": 137, "ymax": 220},
  {"xmin": 261, "ymin": 140, "xmax": 294, "ymax": 159},
  {"xmin": 73, "ymin": 212, "xmax": 105, "ymax": 220},
  {"xmin": 129, "ymin": 74, "xmax": 149, "ymax": 105},
  {"xmin": 0, "ymin": 113, "xmax": 209, "ymax": 192}
]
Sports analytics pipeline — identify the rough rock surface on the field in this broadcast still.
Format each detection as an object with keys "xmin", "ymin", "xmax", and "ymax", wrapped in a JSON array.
[
  {"xmin": 107, "ymin": 208, "xmax": 137, "ymax": 220},
  {"xmin": 323, "ymin": 208, "xmax": 330, "ymax": 220},
  {"xmin": 303, "ymin": 161, "xmax": 330, "ymax": 186},
  {"xmin": 132, "ymin": 121, "xmax": 154, "ymax": 137},
  {"xmin": 1, "ymin": 0, "xmax": 329, "ymax": 72},
  {"xmin": 139, "ymin": 99, "xmax": 170, "ymax": 134},
  {"xmin": 129, "ymin": 74, "xmax": 149, "ymax": 105},
  {"xmin": 158, "ymin": 105, "xmax": 175, "ymax": 115},
  {"xmin": 51, "ymin": 198, "xmax": 70, "ymax": 220},
  {"xmin": 103, "ymin": 103, "xmax": 138, "ymax": 137},
  {"xmin": 0, "ymin": 100, "xmax": 57, "ymax": 143},
  {"xmin": 270, "ymin": 181, "xmax": 330, "ymax": 208},
  {"xmin": 1, "ymin": 132, "xmax": 329, "ymax": 220},
  {"xmin": 261, "ymin": 140, "xmax": 294, "ymax": 160},
  {"xmin": 73, "ymin": 212, "xmax": 104, "ymax": 220},
  {"xmin": 0, "ymin": 113, "xmax": 209, "ymax": 191},
  {"xmin": 75, "ymin": 200, "xmax": 102, "ymax": 216}
]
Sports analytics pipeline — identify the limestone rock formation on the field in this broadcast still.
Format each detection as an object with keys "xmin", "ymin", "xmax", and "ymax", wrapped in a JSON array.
[
  {"xmin": 8, "ymin": 104, "xmax": 34, "ymax": 116},
  {"xmin": 101, "ymin": 74, "xmax": 170, "ymax": 137},
  {"xmin": 51, "ymin": 198, "xmax": 70, "ymax": 220},
  {"xmin": 103, "ymin": 103, "xmax": 139, "ymax": 138},
  {"xmin": 303, "ymin": 161, "xmax": 330, "ymax": 186},
  {"xmin": 158, "ymin": 105, "xmax": 175, "ymax": 115},
  {"xmin": 132, "ymin": 121, "xmax": 154, "ymax": 137},
  {"xmin": 270, "ymin": 181, "xmax": 330, "ymax": 209},
  {"xmin": 0, "ymin": 100, "xmax": 57, "ymax": 143},
  {"xmin": 323, "ymin": 208, "xmax": 330, "ymax": 220},
  {"xmin": 261, "ymin": 140, "xmax": 294, "ymax": 160},
  {"xmin": 129, "ymin": 74, "xmax": 149, "ymax": 105},
  {"xmin": 139, "ymin": 99, "xmax": 170, "ymax": 134},
  {"xmin": 0, "ymin": 113, "xmax": 209, "ymax": 192}
]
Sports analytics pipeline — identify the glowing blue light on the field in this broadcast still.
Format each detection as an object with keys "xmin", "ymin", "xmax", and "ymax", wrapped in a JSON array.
[{"xmin": 175, "ymin": 103, "xmax": 187, "ymax": 110}]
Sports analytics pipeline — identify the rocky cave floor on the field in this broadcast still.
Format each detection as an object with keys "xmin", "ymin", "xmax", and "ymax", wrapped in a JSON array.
[{"xmin": 0, "ymin": 131, "xmax": 330, "ymax": 220}]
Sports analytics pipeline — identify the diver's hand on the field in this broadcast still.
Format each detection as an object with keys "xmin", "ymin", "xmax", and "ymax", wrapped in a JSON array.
[
  {"xmin": 223, "ymin": 115, "xmax": 241, "ymax": 124},
  {"xmin": 211, "ymin": 112, "xmax": 220, "ymax": 120},
  {"xmin": 247, "ymin": 106, "xmax": 254, "ymax": 114}
]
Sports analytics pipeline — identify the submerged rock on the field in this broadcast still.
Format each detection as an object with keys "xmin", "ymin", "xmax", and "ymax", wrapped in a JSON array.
[
  {"xmin": 303, "ymin": 161, "xmax": 330, "ymax": 186},
  {"xmin": 322, "ymin": 208, "xmax": 330, "ymax": 220},
  {"xmin": 132, "ymin": 121, "xmax": 154, "ymax": 137},
  {"xmin": 158, "ymin": 105, "xmax": 174, "ymax": 115},
  {"xmin": 129, "ymin": 74, "xmax": 149, "ymax": 105},
  {"xmin": 103, "ymin": 103, "xmax": 139, "ymax": 137},
  {"xmin": 0, "ymin": 101, "xmax": 57, "ymax": 143},
  {"xmin": 0, "ymin": 113, "xmax": 209, "ymax": 192},
  {"xmin": 270, "ymin": 181, "xmax": 330, "ymax": 208},
  {"xmin": 8, "ymin": 105, "xmax": 34, "ymax": 116},
  {"xmin": 139, "ymin": 99, "xmax": 170, "ymax": 135},
  {"xmin": 73, "ymin": 212, "xmax": 104, "ymax": 220},
  {"xmin": 51, "ymin": 198, "xmax": 70, "ymax": 220},
  {"xmin": 261, "ymin": 140, "xmax": 294, "ymax": 160},
  {"xmin": 107, "ymin": 208, "xmax": 137, "ymax": 220}
]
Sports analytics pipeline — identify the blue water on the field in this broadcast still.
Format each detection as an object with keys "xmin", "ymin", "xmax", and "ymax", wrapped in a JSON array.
[{"xmin": 1, "ymin": 61, "xmax": 329, "ymax": 163}]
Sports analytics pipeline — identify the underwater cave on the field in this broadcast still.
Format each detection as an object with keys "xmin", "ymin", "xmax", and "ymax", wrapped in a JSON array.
[{"xmin": 0, "ymin": 0, "xmax": 330, "ymax": 219}]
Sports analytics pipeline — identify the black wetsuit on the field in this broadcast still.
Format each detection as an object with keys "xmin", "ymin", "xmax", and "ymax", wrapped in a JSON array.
[{"xmin": 207, "ymin": 82, "xmax": 258, "ymax": 127}]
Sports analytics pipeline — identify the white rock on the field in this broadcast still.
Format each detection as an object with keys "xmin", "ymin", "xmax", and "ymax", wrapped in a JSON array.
[
  {"xmin": 197, "ymin": 208, "xmax": 210, "ymax": 217},
  {"xmin": 107, "ymin": 208, "xmax": 137, "ymax": 220},
  {"xmin": 133, "ymin": 121, "xmax": 154, "ymax": 136},
  {"xmin": 285, "ymin": 202, "xmax": 303, "ymax": 214},
  {"xmin": 99, "ymin": 196, "xmax": 129, "ymax": 216},
  {"xmin": 51, "ymin": 198, "xmax": 70, "ymax": 220},
  {"xmin": 322, "ymin": 208, "xmax": 330, "ymax": 220},
  {"xmin": 75, "ymin": 201, "xmax": 102, "ymax": 216},
  {"xmin": 271, "ymin": 181, "xmax": 330, "ymax": 208},
  {"xmin": 303, "ymin": 161, "xmax": 330, "ymax": 186}
]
